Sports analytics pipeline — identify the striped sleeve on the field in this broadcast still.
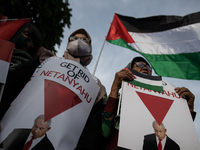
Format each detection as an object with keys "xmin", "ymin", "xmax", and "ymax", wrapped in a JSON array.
[{"xmin": 102, "ymin": 97, "xmax": 119, "ymax": 138}]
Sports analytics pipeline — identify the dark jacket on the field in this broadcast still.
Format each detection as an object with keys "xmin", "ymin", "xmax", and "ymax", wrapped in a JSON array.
[{"xmin": 143, "ymin": 133, "xmax": 180, "ymax": 150}]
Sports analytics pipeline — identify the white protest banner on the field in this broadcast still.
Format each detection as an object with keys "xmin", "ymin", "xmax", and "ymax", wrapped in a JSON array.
[
  {"xmin": 118, "ymin": 81, "xmax": 200, "ymax": 150},
  {"xmin": 0, "ymin": 57, "xmax": 100, "ymax": 150}
]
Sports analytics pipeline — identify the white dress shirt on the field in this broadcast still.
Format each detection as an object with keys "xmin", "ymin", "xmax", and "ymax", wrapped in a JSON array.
[{"xmin": 156, "ymin": 135, "xmax": 167, "ymax": 150}]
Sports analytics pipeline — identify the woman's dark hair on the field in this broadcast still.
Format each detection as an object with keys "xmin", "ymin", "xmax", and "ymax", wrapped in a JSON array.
[{"xmin": 26, "ymin": 23, "xmax": 42, "ymax": 56}]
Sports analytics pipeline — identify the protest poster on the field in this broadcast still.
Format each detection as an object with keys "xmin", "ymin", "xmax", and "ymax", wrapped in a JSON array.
[
  {"xmin": 118, "ymin": 80, "xmax": 200, "ymax": 150},
  {"xmin": 0, "ymin": 57, "xmax": 100, "ymax": 149}
]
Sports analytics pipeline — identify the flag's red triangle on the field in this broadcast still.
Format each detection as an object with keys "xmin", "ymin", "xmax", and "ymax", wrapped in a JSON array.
[
  {"xmin": 136, "ymin": 91, "xmax": 174, "ymax": 125},
  {"xmin": 0, "ymin": 14, "xmax": 8, "ymax": 20},
  {"xmin": 0, "ymin": 19, "xmax": 31, "ymax": 41},
  {"xmin": 106, "ymin": 13, "xmax": 134, "ymax": 43},
  {"xmin": 44, "ymin": 79, "xmax": 82, "ymax": 121},
  {"xmin": 0, "ymin": 39, "xmax": 14, "ymax": 62}
]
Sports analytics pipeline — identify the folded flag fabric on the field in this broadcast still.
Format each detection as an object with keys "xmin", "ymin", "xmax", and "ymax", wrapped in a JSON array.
[
  {"xmin": 0, "ymin": 18, "xmax": 31, "ymax": 41},
  {"xmin": 0, "ymin": 40, "xmax": 14, "ymax": 83},
  {"xmin": 0, "ymin": 18, "xmax": 31, "ymax": 84},
  {"xmin": 106, "ymin": 12, "xmax": 200, "ymax": 80},
  {"xmin": 124, "ymin": 67, "xmax": 163, "ymax": 92}
]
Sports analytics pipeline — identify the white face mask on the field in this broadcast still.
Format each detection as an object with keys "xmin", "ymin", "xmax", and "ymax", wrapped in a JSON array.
[
  {"xmin": 66, "ymin": 39, "xmax": 93, "ymax": 66},
  {"xmin": 67, "ymin": 39, "xmax": 92, "ymax": 57}
]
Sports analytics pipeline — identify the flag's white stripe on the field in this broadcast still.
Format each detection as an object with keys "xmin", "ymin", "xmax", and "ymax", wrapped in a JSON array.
[
  {"xmin": 0, "ymin": 60, "xmax": 9, "ymax": 84},
  {"xmin": 128, "ymin": 22, "xmax": 200, "ymax": 54},
  {"xmin": 134, "ymin": 74, "xmax": 162, "ymax": 87}
]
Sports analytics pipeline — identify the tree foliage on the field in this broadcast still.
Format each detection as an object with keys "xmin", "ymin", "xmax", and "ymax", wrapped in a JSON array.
[{"xmin": 0, "ymin": 0, "xmax": 72, "ymax": 54}]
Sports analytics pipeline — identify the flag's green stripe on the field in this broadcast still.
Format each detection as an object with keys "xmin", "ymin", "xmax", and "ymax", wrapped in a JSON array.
[
  {"xmin": 107, "ymin": 38, "xmax": 136, "ymax": 52},
  {"xmin": 142, "ymin": 52, "xmax": 200, "ymax": 80},
  {"xmin": 126, "ymin": 80, "xmax": 163, "ymax": 92},
  {"xmin": 107, "ymin": 38, "xmax": 200, "ymax": 80}
]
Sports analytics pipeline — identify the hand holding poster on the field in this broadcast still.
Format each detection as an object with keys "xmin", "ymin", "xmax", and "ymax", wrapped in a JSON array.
[
  {"xmin": 118, "ymin": 81, "xmax": 200, "ymax": 150},
  {"xmin": 0, "ymin": 57, "xmax": 100, "ymax": 149}
]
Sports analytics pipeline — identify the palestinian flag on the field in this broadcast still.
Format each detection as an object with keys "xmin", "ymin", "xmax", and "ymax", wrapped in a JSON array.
[
  {"xmin": 0, "ymin": 17, "xmax": 31, "ymax": 83},
  {"xmin": 106, "ymin": 12, "xmax": 200, "ymax": 80},
  {"xmin": 124, "ymin": 67, "xmax": 163, "ymax": 92},
  {"xmin": 0, "ymin": 39, "xmax": 14, "ymax": 83}
]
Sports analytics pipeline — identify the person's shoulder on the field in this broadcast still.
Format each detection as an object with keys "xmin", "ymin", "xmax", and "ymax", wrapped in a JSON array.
[
  {"xmin": 43, "ymin": 134, "xmax": 53, "ymax": 143},
  {"xmin": 166, "ymin": 135, "xmax": 176, "ymax": 142},
  {"xmin": 11, "ymin": 128, "xmax": 31, "ymax": 132},
  {"xmin": 5, "ymin": 128, "xmax": 31, "ymax": 138},
  {"xmin": 42, "ymin": 135, "xmax": 55, "ymax": 149},
  {"xmin": 144, "ymin": 133, "xmax": 155, "ymax": 138},
  {"xmin": 166, "ymin": 135, "xmax": 180, "ymax": 147}
]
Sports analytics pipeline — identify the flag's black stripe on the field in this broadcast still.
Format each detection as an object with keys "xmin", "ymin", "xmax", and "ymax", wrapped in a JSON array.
[
  {"xmin": 117, "ymin": 11, "xmax": 200, "ymax": 33},
  {"xmin": 10, "ymin": 22, "xmax": 30, "ymax": 43},
  {"xmin": 127, "ymin": 68, "xmax": 162, "ymax": 81}
]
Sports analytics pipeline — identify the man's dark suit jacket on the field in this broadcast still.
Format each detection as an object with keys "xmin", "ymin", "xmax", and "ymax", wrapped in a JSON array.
[
  {"xmin": 0, "ymin": 128, "xmax": 54, "ymax": 150},
  {"xmin": 143, "ymin": 133, "xmax": 180, "ymax": 150}
]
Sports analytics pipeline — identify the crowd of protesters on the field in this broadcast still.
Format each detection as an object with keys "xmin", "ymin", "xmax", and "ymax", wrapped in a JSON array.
[{"xmin": 0, "ymin": 22, "xmax": 196, "ymax": 150}]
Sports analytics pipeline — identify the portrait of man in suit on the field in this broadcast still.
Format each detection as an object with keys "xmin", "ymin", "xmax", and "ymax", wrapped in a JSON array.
[
  {"xmin": 0, "ymin": 114, "xmax": 54, "ymax": 150},
  {"xmin": 143, "ymin": 121, "xmax": 180, "ymax": 150}
]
